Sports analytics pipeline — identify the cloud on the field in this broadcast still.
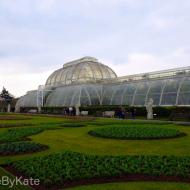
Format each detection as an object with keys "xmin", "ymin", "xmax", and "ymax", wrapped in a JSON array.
[
  {"xmin": 105, "ymin": 47, "xmax": 190, "ymax": 76},
  {"xmin": 0, "ymin": 71, "xmax": 51, "ymax": 97},
  {"xmin": 0, "ymin": 0, "xmax": 190, "ymax": 97}
]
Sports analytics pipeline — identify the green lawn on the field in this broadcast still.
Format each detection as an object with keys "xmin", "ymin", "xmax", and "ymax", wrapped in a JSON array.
[
  {"xmin": 0, "ymin": 114, "xmax": 190, "ymax": 189},
  {"xmin": 30, "ymin": 121, "xmax": 190, "ymax": 157}
]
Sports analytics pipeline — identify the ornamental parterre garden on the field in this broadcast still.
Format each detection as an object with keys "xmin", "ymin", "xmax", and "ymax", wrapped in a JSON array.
[{"xmin": 0, "ymin": 114, "xmax": 190, "ymax": 189}]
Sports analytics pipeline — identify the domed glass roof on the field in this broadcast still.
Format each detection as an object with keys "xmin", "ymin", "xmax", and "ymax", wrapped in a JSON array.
[{"xmin": 45, "ymin": 56, "xmax": 117, "ymax": 86}]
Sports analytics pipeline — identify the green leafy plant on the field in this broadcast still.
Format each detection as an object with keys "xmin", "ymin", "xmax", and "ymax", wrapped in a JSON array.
[
  {"xmin": 0, "ymin": 142, "xmax": 48, "ymax": 155},
  {"xmin": 11, "ymin": 152, "xmax": 190, "ymax": 187},
  {"xmin": 61, "ymin": 123, "xmax": 86, "ymax": 128},
  {"xmin": 88, "ymin": 126, "xmax": 186, "ymax": 140},
  {"xmin": 0, "ymin": 127, "xmax": 46, "ymax": 143}
]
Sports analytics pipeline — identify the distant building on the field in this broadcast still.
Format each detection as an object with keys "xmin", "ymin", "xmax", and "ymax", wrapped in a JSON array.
[{"xmin": 15, "ymin": 56, "xmax": 190, "ymax": 112}]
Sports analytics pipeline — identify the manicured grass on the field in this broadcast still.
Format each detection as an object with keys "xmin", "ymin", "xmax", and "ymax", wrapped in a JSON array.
[
  {"xmin": 28, "ymin": 122, "xmax": 190, "ymax": 157},
  {"xmin": 0, "ymin": 117, "xmax": 188, "ymax": 166},
  {"xmin": 0, "ymin": 114, "xmax": 189, "ymax": 190},
  {"xmin": 88, "ymin": 126, "xmax": 185, "ymax": 140},
  {"xmin": 68, "ymin": 182, "xmax": 190, "ymax": 190}
]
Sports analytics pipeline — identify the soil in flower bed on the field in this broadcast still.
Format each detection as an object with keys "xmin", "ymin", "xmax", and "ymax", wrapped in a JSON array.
[
  {"xmin": 3, "ymin": 166, "xmax": 190, "ymax": 190},
  {"xmin": 88, "ymin": 126, "xmax": 186, "ymax": 140}
]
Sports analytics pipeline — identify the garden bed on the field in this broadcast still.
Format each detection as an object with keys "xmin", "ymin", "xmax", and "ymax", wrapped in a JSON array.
[
  {"xmin": 61, "ymin": 123, "xmax": 86, "ymax": 128},
  {"xmin": 0, "ymin": 123, "xmax": 35, "ymax": 128},
  {"xmin": 0, "ymin": 116, "xmax": 32, "ymax": 120},
  {"xmin": 5, "ymin": 151, "xmax": 190, "ymax": 189},
  {"xmin": 88, "ymin": 126, "xmax": 186, "ymax": 140},
  {"xmin": 0, "ymin": 127, "xmax": 48, "ymax": 143},
  {"xmin": 0, "ymin": 141, "xmax": 48, "ymax": 155}
]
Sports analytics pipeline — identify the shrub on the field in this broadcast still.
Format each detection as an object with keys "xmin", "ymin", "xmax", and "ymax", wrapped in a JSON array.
[
  {"xmin": 169, "ymin": 107, "xmax": 190, "ymax": 121},
  {"xmin": 41, "ymin": 107, "xmax": 66, "ymax": 114},
  {"xmin": 153, "ymin": 107, "xmax": 172, "ymax": 117},
  {"xmin": 20, "ymin": 107, "xmax": 37, "ymax": 113}
]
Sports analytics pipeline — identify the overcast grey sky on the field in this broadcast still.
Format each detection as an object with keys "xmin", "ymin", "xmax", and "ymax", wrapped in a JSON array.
[{"xmin": 0, "ymin": 0, "xmax": 190, "ymax": 97}]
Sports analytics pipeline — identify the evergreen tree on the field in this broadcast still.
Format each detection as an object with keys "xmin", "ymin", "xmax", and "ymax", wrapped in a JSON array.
[{"xmin": 0, "ymin": 87, "xmax": 13, "ymax": 103}]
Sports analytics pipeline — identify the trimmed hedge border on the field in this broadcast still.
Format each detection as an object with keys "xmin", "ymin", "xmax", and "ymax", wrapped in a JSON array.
[{"xmin": 88, "ymin": 126, "xmax": 186, "ymax": 140}]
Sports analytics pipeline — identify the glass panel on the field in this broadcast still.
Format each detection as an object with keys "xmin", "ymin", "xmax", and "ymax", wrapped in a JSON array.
[
  {"xmin": 146, "ymin": 80, "xmax": 164, "ymax": 105},
  {"xmin": 78, "ymin": 64, "xmax": 93, "ymax": 81},
  {"xmin": 179, "ymin": 77, "xmax": 190, "ymax": 92},
  {"xmin": 60, "ymin": 69, "xmax": 67, "ymax": 83},
  {"xmin": 55, "ymin": 69, "xmax": 63, "ymax": 83},
  {"xmin": 178, "ymin": 77, "xmax": 190, "ymax": 105},
  {"xmin": 161, "ymin": 79, "xmax": 180, "ymax": 105},
  {"xmin": 133, "ymin": 82, "xmax": 149, "ymax": 105},
  {"xmin": 80, "ymin": 89, "xmax": 91, "ymax": 106},
  {"xmin": 90, "ymin": 63, "xmax": 102, "ymax": 79},
  {"xmin": 163, "ymin": 79, "xmax": 180, "ymax": 93},
  {"xmin": 147, "ymin": 94, "xmax": 160, "ymax": 105},
  {"xmin": 120, "ymin": 83, "xmax": 136, "ymax": 105},
  {"xmin": 111, "ymin": 85, "xmax": 124, "ymax": 105},
  {"xmin": 178, "ymin": 92, "xmax": 190, "ymax": 105},
  {"xmin": 122, "ymin": 95, "xmax": 133, "ymax": 105},
  {"xmin": 161, "ymin": 93, "xmax": 177, "ymax": 105},
  {"xmin": 85, "ymin": 85, "xmax": 100, "ymax": 105},
  {"xmin": 102, "ymin": 85, "xmax": 114, "ymax": 105},
  {"xmin": 136, "ymin": 82, "xmax": 149, "ymax": 94},
  {"xmin": 134, "ymin": 94, "xmax": 146, "ymax": 105}
]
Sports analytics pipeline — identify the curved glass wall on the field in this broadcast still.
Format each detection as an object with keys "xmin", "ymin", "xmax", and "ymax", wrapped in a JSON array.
[
  {"xmin": 45, "ymin": 84, "xmax": 101, "ymax": 107},
  {"xmin": 15, "ymin": 75, "xmax": 190, "ymax": 111}
]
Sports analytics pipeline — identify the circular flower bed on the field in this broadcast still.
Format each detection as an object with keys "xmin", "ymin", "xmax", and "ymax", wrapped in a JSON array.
[{"xmin": 88, "ymin": 126, "xmax": 186, "ymax": 140}]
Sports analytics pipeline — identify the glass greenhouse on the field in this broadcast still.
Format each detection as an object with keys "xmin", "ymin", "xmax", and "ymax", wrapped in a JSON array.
[{"xmin": 15, "ymin": 56, "xmax": 190, "ymax": 112}]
